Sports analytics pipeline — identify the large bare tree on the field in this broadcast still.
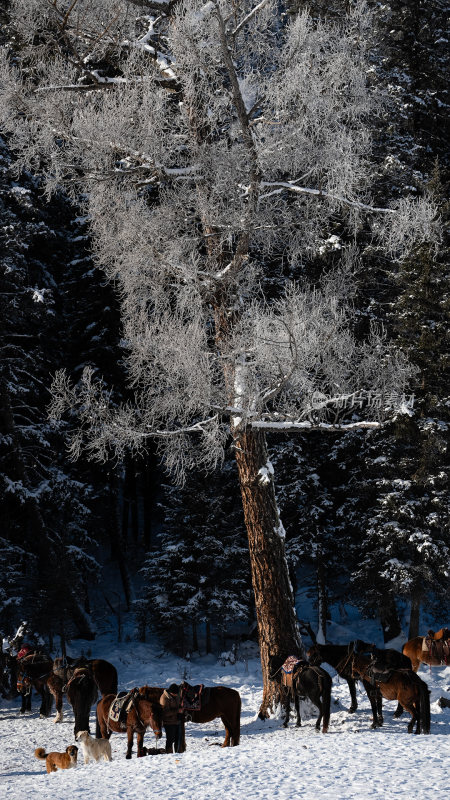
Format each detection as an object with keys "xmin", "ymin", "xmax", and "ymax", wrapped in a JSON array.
[{"xmin": 0, "ymin": 0, "xmax": 438, "ymax": 715}]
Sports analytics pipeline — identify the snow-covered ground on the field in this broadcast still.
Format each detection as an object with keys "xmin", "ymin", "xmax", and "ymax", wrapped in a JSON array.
[{"xmin": 1, "ymin": 628, "xmax": 449, "ymax": 800}]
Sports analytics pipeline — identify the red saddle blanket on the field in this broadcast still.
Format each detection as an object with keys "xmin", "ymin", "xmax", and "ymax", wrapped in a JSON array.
[{"xmin": 281, "ymin": 655, "xmax": 302, "ymax": 674}]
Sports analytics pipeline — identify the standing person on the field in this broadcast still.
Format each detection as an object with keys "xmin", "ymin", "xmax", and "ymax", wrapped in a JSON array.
[{"xmin": 160, "ymin": 684, "xmax": 183, "ymax": 753}]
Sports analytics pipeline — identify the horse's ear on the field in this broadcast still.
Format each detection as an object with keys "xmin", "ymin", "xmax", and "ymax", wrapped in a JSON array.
[{"xmin": 298, "ymin": 620, "xmax": 317, "ymax": 643}]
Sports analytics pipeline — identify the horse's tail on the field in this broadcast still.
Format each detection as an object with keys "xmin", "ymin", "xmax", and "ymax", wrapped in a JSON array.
[
  {"xmin": 96, "ymin": 699, "xmax": 102, "ymax": 738},
  {"xmin": 232, "ymin": 691, "xmax": 241, "ymax": 746},
  {"xmin": 418, "ymin": 678, "xmax": 430, "ymax": 734},
  {"xmin": 320, "ymin": 671, "xmax": 332, "ymax": 733},
  {"xmin": 35, "ymin": 747, "xmax": 47, "ymax": 761}
]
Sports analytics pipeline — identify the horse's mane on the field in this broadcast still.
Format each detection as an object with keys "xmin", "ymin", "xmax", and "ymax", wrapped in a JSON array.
[{"xmin": 137, "ymin": 685, "xmax": 161, "ymax": 703}]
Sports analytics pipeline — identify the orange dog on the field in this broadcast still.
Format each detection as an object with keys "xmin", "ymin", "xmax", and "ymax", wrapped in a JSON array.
[{"xmin": 35, "ymin": 744, "xmax": 78, "ymax": 773}]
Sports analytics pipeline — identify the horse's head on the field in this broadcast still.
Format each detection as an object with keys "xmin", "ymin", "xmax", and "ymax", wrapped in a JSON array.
[
  {"xmin": 306, "ymin": 644, "xmax": 323, "ymax": 666},
  {"xmin": 350, "ymin": 653, "xmax": 368, "ymax": 679},
  {"xmin": 16, "ymin": 671, "xmax": 31, "ymax": 692},
  {"xmin": 149, "ymin": 702, "xmax": 163, "ymax": 739}
]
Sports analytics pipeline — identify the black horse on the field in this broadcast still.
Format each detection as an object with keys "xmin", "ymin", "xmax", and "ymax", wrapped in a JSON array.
[
  {"xmin": 66, "ymin": 667, "xmax": 99, "ymax": 736},
  {"xmin": 269, "ymin": 655, "xmax": 332, "ymax": 732}
]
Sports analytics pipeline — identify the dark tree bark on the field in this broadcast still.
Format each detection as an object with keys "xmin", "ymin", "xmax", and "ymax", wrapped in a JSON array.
[
  {"xmin": 380, "ymin": 597, "xmax": 401, "ymax": 643},
  {"xmin": 108, "ymin": 474, "xmax": 133, "ymax": 612},
  {"xmin": 233, "ymin": 427, "xmax": 304, "ymax": 717},
  {"xmin": 408, "ymin": 589, "xmax": 421, "ymax": 640},
  {"xmin": 316, "ymin": 544, "xmax": 328, "ymax": 644}
]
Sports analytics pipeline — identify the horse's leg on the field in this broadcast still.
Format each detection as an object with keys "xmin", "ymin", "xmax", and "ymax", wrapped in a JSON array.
[
  {"xmin": 39, "ymin": 684, "xmax": 51, "ymax": 718},
  {"xmin": 346, "ymin": 678, "xmax": 358, "ymax": 713},
  {"xmin": 136, "ymin": 730, "xmax": 145, "ymax": 757},
  {"xmin": 126, "ymin": 727, "xmax": 134, "ymax": 759},
  {"xmin": 294, "ymin": 692, "xmax": 301, "ymax": 728},
  {"xmin": 376, "ymin": 688, "xmax": 383, "ymax": 726},
  {"xmin": 282, "ymin": 691, "xmax": 291, "ymax": 728},
  {"xmin": 46, "ymin": 676, "xmax": 62, "ymax": 722},
  {"xmin": 98, "ymin": 714, "xmax": 110, "ymax": 740},
  {"xmin": 220, "ymin": 717, "xmax": 231, "ymax": 746},
  {"xmin": 393, "ymin": 702, "xmax": 404, "ymax": 718},
  {"xmin": 404, "ymin": 703, "xmax": 416, "ymax": 733},
  {"xmin": 363, "ymin": 681, "xmax": 381, "ymax": 728},
  {"xmin": 54, "ymin": 686, "xmax": 63, "ymax": 723},
  {"xmin": 313, "ymin": 693, "xmax": 322, "ymax": 732}
]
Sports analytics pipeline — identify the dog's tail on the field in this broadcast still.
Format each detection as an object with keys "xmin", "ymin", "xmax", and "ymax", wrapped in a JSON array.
[{"xmin": 35, "ymin": 747, "xmax": 47, "ymax": 760}]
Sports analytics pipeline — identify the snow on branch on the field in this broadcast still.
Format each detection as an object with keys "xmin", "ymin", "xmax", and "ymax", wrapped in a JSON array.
[{"xmin": 258, "ymin": 181, "xmax": 397, "ymax": 214}]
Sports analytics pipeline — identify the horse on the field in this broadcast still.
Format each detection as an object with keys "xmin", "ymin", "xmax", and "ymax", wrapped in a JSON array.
[
  {"xmin": 351, "ymin": 652, "xmax": 430, "ymax": 734},
  {"xmin": 402, "ymin": 631, "xmax": 450, "ymax": 672},
  {"xmin": 15, "ymin": 651, "xmax": 63, "ymax": 720},
  {"xmin": 66, "ymin": 667, "xmax": 99, "ymax": 736},
  {"xmin": 142, "ymin": 685, "xmax": 241, "ymax": 747},
  {"xmin": 269, "ymin": 655, "xmax": 331, "ymax": 732},
  {"xmin": 53, "ymin": 655, "xmax": 118, "ymax": 695},
  {"xmin": 52, "ymin": 656, "xmax": 117, "ymax": 724},
  {"xmin": 306, "ymin": 641, "xmax": 383, "ymax": 727},
  {"xmin": 97, "ymin": 687, "xmax": 163, "ymax": 759}
]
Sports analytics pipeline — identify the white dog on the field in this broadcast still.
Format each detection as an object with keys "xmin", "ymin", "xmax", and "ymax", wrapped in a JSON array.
[{"xmin": 76, "ymin": 730, "xmax": 112, "ymax": 764}]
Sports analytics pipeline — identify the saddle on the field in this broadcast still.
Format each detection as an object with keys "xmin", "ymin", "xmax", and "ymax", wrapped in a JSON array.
[
  {"xmin": 423, "ymin": 631, "xmax": 450, "ymax": 663},
  {"xmin": 365, "ymin": 664, "xmax": 395, "ymax": 686},
  {"xmin": 280, "ymin": 655, "xmax": 304, "ymax": 690},
  {"xmin": 108, "ymin": 689, "xmax": 138, "ymax": 729},
  {"xmin": 179, "ymin": 682, "xmax": 209, "ymax": 711}
]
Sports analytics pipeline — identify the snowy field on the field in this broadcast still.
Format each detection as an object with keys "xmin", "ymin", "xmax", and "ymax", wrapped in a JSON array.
[{"xmin": 1, "ymin": 631, "xmax": 449, "ymax": 800}]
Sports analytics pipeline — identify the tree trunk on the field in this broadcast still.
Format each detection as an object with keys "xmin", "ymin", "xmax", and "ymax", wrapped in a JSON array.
[
  {"xmin": 108, "ymin": 474, "xmax": 133, "ymax": 611},
  {"xmin": 192, "ymin": 622, "xmax": 198, "ymax": 652},
  {"xmin": 379, "ymin": 597, "xmax": 401, "ymax": 643},
  {"xmin": 233, "ymin": 426, "xmax": 304, "ymax": 718},
  {"xmin": 408, "ymin": 589, "xmax": 421, "ymax": 639},
  {"xmin": 316, "ymin": 545, "xmax": 328, "ymax": 644}
]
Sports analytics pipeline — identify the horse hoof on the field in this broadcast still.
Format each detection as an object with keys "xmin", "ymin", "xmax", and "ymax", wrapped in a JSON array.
[
  {"xmin": 126, "ymin": 754, "xmax": 132, "ymax": 759},
  {"xmin": 348, "ymin": 707, "xmax": 357, "ymax": 714}
]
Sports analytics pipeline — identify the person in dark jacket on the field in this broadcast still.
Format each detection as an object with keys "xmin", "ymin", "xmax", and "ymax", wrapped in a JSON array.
[{"xmin": 160, "ymin": 684, "xmax": 183, "ymax": 753}]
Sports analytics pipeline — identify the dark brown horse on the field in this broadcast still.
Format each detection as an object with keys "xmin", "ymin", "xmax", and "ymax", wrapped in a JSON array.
[
  {"xmin": 351, "ymin": 653, "xmax": 430, "ymax": 734},
  {"xmin": 97, "ymin": 687, "xmax": 163, "ymax": 758},
  {"xmin": 269, "ymin": 655, "xmax": 331, "ymax": 732},
  {"xmin": 143, "ymin": 685, "xmax": 241, "ymax": 747},
  {"xmin": 66, "ymin": 667, "xmax": 99, "ymax": 736},
  {"xmin": 52, "ymin": 656, "xmax": 118, "ymax": 725},
  {"xmin": 53, "ymin": 656, "xmax": 118, "ymax": 695},
  {"xmin": 306, "ymin": 641, "xmax": 383, "ymax": 727},
  {"xmin": 181, "ymin": 684, "xmax": 241, "ymax": 746},
  {"xmin": 402, "ymin": 632, "xmax": 450, "ymax": 672},
  {"xmin": 16, "ymin": 652, "xmax": 63, "ymax": 720}
]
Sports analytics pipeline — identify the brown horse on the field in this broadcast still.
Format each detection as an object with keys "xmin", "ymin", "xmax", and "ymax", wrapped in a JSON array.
[
  {"xmin": 97, "ymin": 687, "xmax": 163, "ymax": 758},
  {"xmin": 402, "ymin": 632, "xmax": 450, "ymax": 672},
  {"xmin": 351, "ymin": 653, "xmax": 430, "ymax": 734},
  {"xmin": 143, "ymin": 685, "xmax": 241, "ymax": 747}
]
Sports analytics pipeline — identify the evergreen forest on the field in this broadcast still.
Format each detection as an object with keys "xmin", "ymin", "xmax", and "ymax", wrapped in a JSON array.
[{"xmin": 0, "ymin": 0, "xmax": 448, "ymax": 670}]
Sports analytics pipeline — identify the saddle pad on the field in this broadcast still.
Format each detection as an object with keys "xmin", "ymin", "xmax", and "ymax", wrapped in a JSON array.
[
  {"xmin": 180, "ymin": 683, "xmax": 204, "ymax": 711},
  {"xmin": 109, "ymin": 691, "xmax": 133, "ymax": 724},
  {"xmin": 281, "ymin": 655, "xmax": 302, "ymax": 674}
]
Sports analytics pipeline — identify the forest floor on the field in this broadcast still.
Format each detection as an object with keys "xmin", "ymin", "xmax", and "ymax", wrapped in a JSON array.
[{"xmin": 1, "ymin": 612, "xmax": 449, "ymax": 800}]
